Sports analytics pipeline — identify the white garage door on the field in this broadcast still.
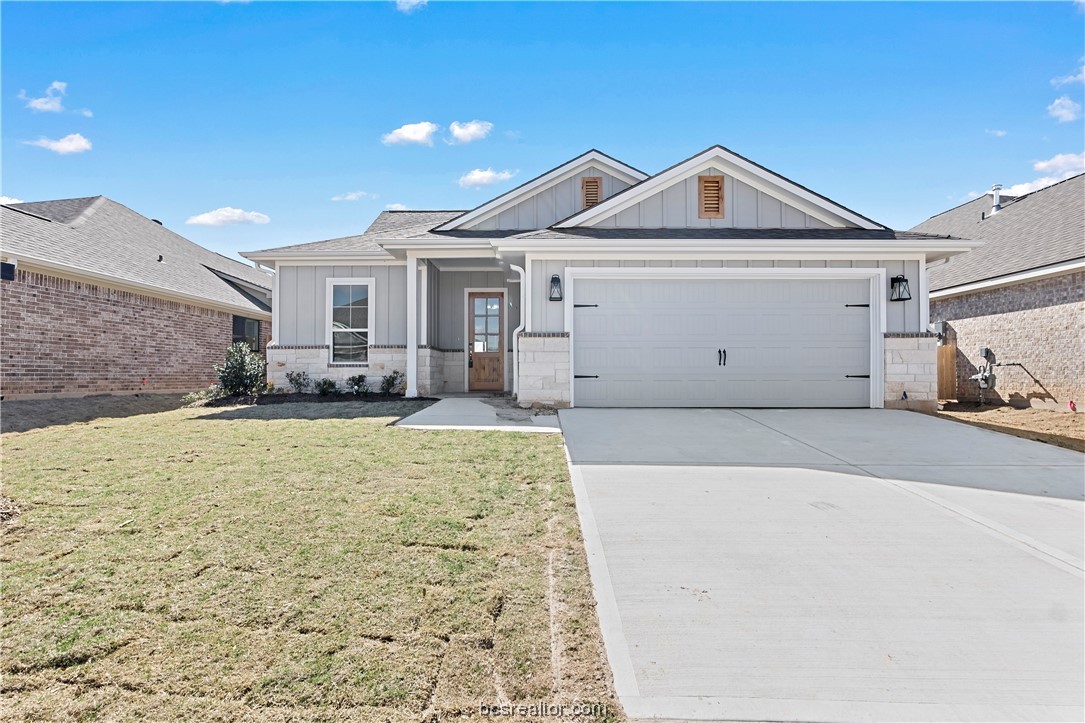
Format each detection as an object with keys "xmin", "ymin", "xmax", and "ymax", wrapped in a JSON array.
[{"xmin": 572, "ymin": 276, "xmax": 872, "ymax": 408}]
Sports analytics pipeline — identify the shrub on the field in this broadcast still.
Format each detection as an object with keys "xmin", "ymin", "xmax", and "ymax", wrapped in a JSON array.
[
  {"xmin": 215, "ymin": 342, "xmax": 266, "ymax": 397},
  {"xmin": 314, "ymin": 377, "xmax": 340, "ymax": 396},
  {"xmin": 347, "ymin": 374, "xmax": 369, "ymax": 396},
  {"xmin": 285, "ymin": 370, "xmax": 311, "ymax": 394},
  {"xmin": 380, "ymin": 370, "xmax": 404, "ymax": 396},
  {"xmin": 181, "ymin": 384, "xmax": 224, "ymax": 406}
]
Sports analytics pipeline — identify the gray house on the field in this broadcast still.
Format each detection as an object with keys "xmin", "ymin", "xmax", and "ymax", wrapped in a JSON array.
[
  {"xmin": 244, "ymin": 146, "xmax": 975, "ymax": 409},
  {"xmin": 912, "ymin": 174, "xmax": 1084, "ymax": 408}
]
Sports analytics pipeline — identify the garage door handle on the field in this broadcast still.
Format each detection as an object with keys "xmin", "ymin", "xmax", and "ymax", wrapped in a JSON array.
[
  {"xmin": 718, "ymin": 348, "xmax": 726, "ymax": 366},
  {"xmin": 845, "ymin": 374, "xmax": 870, "ymax": 378}
]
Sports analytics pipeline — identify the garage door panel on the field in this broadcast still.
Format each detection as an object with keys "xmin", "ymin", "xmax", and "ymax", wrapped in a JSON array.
[{"xmin": 572, "ymin": 277, "xmax": 872, "ymax": 408}]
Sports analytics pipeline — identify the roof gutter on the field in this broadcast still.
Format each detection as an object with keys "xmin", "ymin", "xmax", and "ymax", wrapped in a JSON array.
[
  {"xmin": 489, "ymin": 238, "xmax": 981, "ymax": 255},
  {"xmin": 5, "ymin": 252, "xmax": 272, "ymax": 319},
  {"xmin": 930, "ymin": 258, "xmax": 1085, "ymax": 300}
]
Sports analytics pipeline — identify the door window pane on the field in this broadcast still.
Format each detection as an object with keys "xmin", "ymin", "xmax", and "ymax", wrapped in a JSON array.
[
  {"xmin": 486, "ymin": 317, "xmax": 499, "ymax": 334},
  {"xmin": 474, "ymin": 298, "xmax": 486, "ymax": 315}
]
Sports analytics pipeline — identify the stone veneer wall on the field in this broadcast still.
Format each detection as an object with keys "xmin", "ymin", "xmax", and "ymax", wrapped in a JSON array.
[
  {"xmin": 516, "ymin": 333, "xmax": 570, "ymax": 408},
  {"xmin": 930, "ymin": 272, "xmax": 1084, "ymax": 409},
  {"xmin": 0, "ymin": 267, "xmax": 270, "ymax": 399},
  {"xmin": 883, "ymin": 333, "xmax": 938, "ymax": 411},
  {"xmin": 266, "ymin": 344, "xmax": 423, "ymax": 393}
]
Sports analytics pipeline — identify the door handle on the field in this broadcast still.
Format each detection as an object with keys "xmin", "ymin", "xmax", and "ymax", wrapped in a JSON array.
[{"xmin": 718, "ymin": 348, "xmax": 727, "ymax": 367}]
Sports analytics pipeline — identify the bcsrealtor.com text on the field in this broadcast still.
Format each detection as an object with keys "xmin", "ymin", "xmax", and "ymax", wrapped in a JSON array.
[{"xmin": 479, "ymin": 702, "xmax": 610, "ymax": 717}]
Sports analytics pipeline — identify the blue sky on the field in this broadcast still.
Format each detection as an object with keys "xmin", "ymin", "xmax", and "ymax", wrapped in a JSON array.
[{"xmin": 3, "ymin": 1, "xmax": 1083, "ymax": 259}]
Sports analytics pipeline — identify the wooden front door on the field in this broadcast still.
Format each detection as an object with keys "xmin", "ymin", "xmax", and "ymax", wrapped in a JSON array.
[{"xmin": 468, "ymin": 292, "xmax": 504, "ymax": 391}]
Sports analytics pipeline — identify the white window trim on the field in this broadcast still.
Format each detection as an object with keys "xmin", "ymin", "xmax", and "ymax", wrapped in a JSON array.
[
  {"xmin": 325, "ymin": 277, "xmax": 376, "ymax": 365},
  {"xmin": 562, "ymin": 266, "xmax": 887, "ymax": 409}
]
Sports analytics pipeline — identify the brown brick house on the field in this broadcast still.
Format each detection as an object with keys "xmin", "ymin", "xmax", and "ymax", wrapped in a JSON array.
[
  {"xmin": 911, "ymin": 174, "xmax": 1084, "ymax": 409},
  {"xmin": 1, "ymin": 196, "xmax": 272, "ymax": 399}
]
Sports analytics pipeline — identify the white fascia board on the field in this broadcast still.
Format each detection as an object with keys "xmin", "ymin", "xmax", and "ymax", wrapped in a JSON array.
[
  {"xmin": 490, "ymin": 238, "xmax": 979, "ymax": 256},
  {"xmin": 930, "ymin": 258, "xmax": 1085, "ymax": 299},
  {"xmin": 9, "ymin": 252, "xmax": 272, "ymax": 319},
  {"xmin": 241, "ymin": 252, "xmax": 405, "ymax": 265},
  {"xmin": 555, "ymin": 147, "xmax": 884, "ymax": 230},
  {"xmin": 432, "ymin": 151, "xmax": 649, "ymax": 232}
]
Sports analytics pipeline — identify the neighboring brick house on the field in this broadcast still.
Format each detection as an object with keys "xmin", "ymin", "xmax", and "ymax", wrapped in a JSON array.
[
  {"xmin": 911, "ymin": 174, "xmax": 1084, "ymax": 409},
  {"xmin": 0, "ymin": 196, "xmax": 272, "ymax": 399}
]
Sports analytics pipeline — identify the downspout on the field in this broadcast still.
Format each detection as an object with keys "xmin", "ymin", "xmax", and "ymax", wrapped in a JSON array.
[{"xmin": 509, "ymin": 264, "xmax": 526, "ymax": 399}]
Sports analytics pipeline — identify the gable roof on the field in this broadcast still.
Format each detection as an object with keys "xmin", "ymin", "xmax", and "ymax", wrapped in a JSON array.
[
  {"xmin": 911, "ymin": 174, "xmax": 1085, "ymax": 291},
  {"xmin": 1, "ymin": 196, "xmax": 271, "ymax": 315},
  {"xmin": 432, "ymin": 149, "xmax": 648, "ymax": 231},
  {"xmin": 553, "ymin": 145, "xmax": 887, "ymax": 230}
]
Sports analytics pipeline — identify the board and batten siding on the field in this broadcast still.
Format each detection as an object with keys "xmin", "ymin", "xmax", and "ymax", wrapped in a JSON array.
[
  {"xmin": 466, "ymin": 166, "xmax": 633, "ymax": 231},
  {"xmin": 591, "ymin": 166, "xmax": 834, "ymax": 229},
  {"xmin": 529, "ymin": 259, "xmax": 924, "ymax": 333},
  {"xmin": 431, "ymin": 270, "xmax": 520, "ymax": 351},
  {"xmin": 276, "ymin": 264, "xmax": 407, "ymax": 346}
]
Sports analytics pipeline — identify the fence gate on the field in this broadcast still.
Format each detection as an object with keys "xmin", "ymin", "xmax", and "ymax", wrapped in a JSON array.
[{"xmin": 937, "ymin": 341, "xmax": 957, "ymax": 401}]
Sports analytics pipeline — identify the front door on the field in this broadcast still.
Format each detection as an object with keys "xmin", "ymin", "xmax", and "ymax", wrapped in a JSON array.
[{"xmin": 468, "ymin": 292, "xmax": 504, "ymax": 391}]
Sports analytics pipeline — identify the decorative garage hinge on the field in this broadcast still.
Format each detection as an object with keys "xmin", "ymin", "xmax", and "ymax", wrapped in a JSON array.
[
  {"xmin": 574, "ymin": 374, "xmax": 599, "ymax": 379},
  {"xmin": 845, "ymin": 303, "xmax": 870, "ymax": 308},
  {"xmin": 573, "ymin": 303, "xmax": 598, "ymax": 308},
  {"xmin": 845, "ymin": 374, "xmax": 871, "ymax": 379}
]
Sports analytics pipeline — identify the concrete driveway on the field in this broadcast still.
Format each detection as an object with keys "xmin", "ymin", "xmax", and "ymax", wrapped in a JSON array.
[{"xmin": 559, "ymin": 409, "xmax": 1084, "ymax": 722}]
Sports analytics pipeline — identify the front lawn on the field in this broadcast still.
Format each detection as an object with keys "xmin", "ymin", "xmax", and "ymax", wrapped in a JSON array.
[{"xmin": 1, "ymin": 401, "xmax": 619, "ymax": 721}]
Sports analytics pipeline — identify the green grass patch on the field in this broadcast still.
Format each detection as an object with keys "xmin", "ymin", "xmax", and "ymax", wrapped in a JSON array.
[{"xmin": 2, "ymin": 401, "xmax": 620, "ymax": 721}]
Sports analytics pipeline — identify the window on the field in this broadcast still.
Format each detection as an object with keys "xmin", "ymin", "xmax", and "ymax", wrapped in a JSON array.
[
  {"xmin": 582, "ymin": 176, "xmax": 603, "ymax": 208},
  {"xmin": 698, "ymin": 176, "xmax": 724, "ymax": 219},
  {"xmin": 327, "ymin": 279, "xmax": 373, "ymax": 363},
  {"xmin": 232, "ymin": 316, "xmax": 261, "ymax": 351}
]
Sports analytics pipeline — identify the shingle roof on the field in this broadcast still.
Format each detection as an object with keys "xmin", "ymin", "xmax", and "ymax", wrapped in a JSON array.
[
  {"xmin": 1, "ymin": 196, "xmax": 272, "ymax": 314},
  {"xmin": 911, "ymin": 174, "xmax": 1085, "ymax": 291}
]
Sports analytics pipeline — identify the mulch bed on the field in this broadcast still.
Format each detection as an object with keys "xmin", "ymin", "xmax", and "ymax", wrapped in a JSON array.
[{"xmin": 205, "ymin": 393, "xmax": 439, "ymax": 407}]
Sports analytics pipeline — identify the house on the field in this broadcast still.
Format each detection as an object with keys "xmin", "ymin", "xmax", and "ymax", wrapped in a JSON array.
[
  {"xmin": 243, "ymin": 146, "xmax": 976, "ymax": 410},
  {"xmin": 1, "ymin": 196, "xmax": 272, "ymax": 399},
  {"xmin": 911, "ymin": 174, "xmax": 1084, "ymax": 408}
]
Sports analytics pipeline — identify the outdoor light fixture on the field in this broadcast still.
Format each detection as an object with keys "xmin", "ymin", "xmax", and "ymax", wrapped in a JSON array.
[
  {"xmin": 549, "ymin": 274, "xmax": 563, "ymax": 301},
  {"xmin": 889, "ymin": 275, "xmax": 911, "ymax": 302}
]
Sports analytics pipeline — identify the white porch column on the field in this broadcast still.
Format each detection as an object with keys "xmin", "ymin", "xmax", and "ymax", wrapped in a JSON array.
[
  {"xmin": 405, "ymin": 253, "xmax": 419, "ymax": 398},
  {"xmin": 419, "ymin": 261, "xmax": 428, "ymax": 347}
]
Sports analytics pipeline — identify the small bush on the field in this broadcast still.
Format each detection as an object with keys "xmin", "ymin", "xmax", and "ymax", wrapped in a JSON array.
[
  {"xmin": 182, "ymin": 384, "xmax": 224, "ymax": 406},
  {"xmin": 215, "ymin": 342, "xmax": 266, "ymax": 397},
  {"xmin": 314, "ymin": 377, "xmax": 340, "ymax": 396},
  {"xmin": 380, "ymin": 370, "xmax": 405, "ymax": 396},
  {"xmin": 285, "ymin": 370, "xmax": 311, "ymax": 394},
  {"xmin": 347, "ymin": 374, "xmax": 369, "ymax": 396}
]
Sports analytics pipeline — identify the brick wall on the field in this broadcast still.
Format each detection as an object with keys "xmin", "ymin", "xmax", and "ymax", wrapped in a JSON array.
[
  {"xmin": 0, "ymin": 268, "xmax": 270, "ymax": 399},
  {"xmin": 930, "ymin": 271, "xmax": 1084, "ymax": 408}
]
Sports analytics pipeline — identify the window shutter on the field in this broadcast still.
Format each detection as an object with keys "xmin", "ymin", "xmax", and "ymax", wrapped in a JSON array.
[
  {"xmin": 698, "ymin": 176, "xmax": 724, "ymax": 219},
  {"xmin": 582, "ymin": 176, "xmax": 603, "ymax": 208}
]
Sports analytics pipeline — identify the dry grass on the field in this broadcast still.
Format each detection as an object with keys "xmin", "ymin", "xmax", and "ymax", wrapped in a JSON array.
[
  {"xmin": 935, "ymin": 403, "xmax": 1085, "ymax": 453},
  {"xmin": 1, "ymin": 401, "xmax": 621, "ymax": 721}
]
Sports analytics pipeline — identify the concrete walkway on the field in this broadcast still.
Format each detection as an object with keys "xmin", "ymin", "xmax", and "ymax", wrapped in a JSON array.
[
  {"xmin": 560, "ymin": 408, "xmax": 1085, "ymax": 722},
  {"xmin": 396, "ymin": 397, "xmax": 561, "ymax": 433}
]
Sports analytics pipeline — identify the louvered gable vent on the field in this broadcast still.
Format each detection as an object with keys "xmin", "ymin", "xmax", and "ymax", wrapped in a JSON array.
[
  {"xmin": 582, "ymin": 176, "xmax": 603, "ymax": 208},
  {"xmin": 698, "ymin": 176, "xmax": 724, "ymax": 219}
]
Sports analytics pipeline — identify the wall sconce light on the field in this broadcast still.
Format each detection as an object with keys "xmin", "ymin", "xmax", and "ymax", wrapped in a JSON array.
[
  {"xmin": 549, "ymin": 274, "xmax": 563, "ymax": 301},
  {"xmin": 889, "ymin": 275, "xmax": 911, "ymax": 302}
]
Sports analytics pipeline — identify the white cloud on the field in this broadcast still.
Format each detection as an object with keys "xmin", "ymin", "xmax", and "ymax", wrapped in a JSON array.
[
  {"xmin": 78, "ymin": 109, "xmax": 93, "ymax": 118},
  {"xmin": 25, "ymin": 133, "xmax": 92, "ymax": 155},
  {"xmin": 1052, "ymin": 61, "xmax": 1085, "ymax": 87},
  {"xmin": 381, "ymin": 121, "xmax": 439, "ymax": 146},
  {"xmin": 1047, "ymin": 95, "xmax": 1082, "ymax": 122},
  {"xmin": 185, "ymin": 207, "xmax": 270, "ymax": 226},
  {"xmin": 0, "ymin": 196, "xmax": 25, "ymax": 205},
  {"xmin": 985, "ymin": 129, "xmax": 1007, "ymax": 137},
  {"xmin": 458, "ymin": 168, "xmax": 517, "ymax": 188},
  {"xmin": 18, "ymin": 81, "xmax": 66, "ymax": 112},
  {"xmin": 1003, "ymin": 151, "xmax": 1085, "ymax": 195},
  {"xmin": 330, "ymin": 191, "xmax": 374, "ymax": 201},
  {"xmin": 447, "ymin": 120, "xmax": 493, "ymax": 144},
  {"xmin": 385, "ymin": 203, "xmax": 409, "ymax": 210},
  {"xmin": 395, "ymin": 0, "xmax": 427, "ymax": 12}
]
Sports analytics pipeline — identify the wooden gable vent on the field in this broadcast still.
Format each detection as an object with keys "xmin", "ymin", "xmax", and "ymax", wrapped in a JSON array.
[
  {"xmin": 698, "ymin": 176, "xmax": 724, "ymax": 219},
  {"xmin": 582, "ymin": 176, "xmax": 603, "ymax": 208}
]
